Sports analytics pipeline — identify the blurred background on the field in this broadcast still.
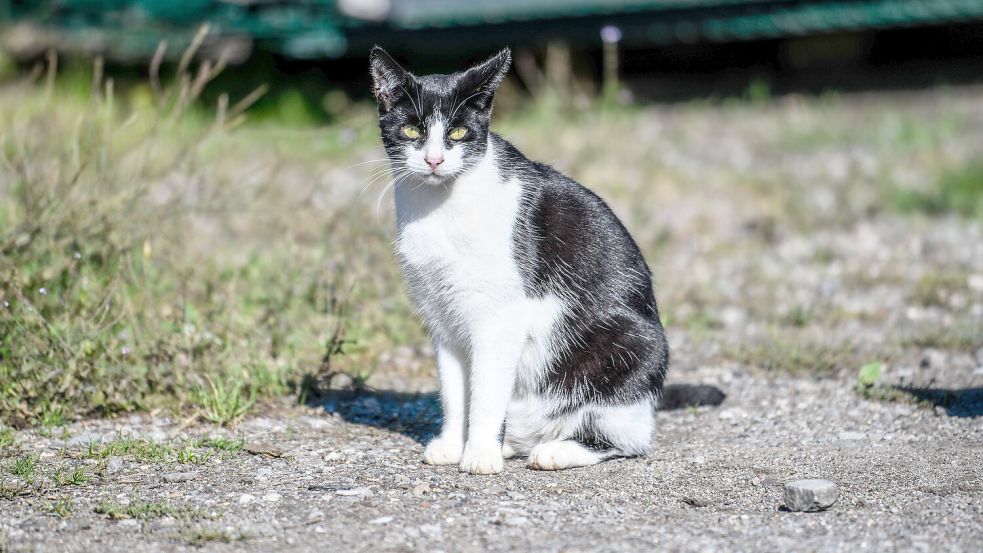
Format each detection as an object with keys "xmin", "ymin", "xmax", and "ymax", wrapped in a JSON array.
[
  {"xmin": 0, "ymin": 1, "xmax": 981, "ymax": 426},
  {"xmin": 4, "ymin": 0, "xmax": 983, "ymax": 116}
]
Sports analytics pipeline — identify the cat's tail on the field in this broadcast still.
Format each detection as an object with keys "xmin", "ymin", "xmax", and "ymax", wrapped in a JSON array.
[{"xmin": 659, "ymin": 384, "xmax": 726, "ymax": 410}]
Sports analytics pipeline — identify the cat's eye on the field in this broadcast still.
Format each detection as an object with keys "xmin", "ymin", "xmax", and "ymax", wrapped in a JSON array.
[
  {"xmin": 448, "ymin": 127, "xmax": 468, "ymax": 140},
  {"xmin": 401, "ymin": 124, "xmax": 421, "ymax": 139}
]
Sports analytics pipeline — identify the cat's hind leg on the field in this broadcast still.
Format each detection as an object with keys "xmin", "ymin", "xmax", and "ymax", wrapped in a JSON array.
[
  {"xmin": 526, "ymin": 401, "xmax": 655, "ymax": 471},
  {"xmin": 527, "ymin": 440, "xmax": 606, "ymax": 470}
]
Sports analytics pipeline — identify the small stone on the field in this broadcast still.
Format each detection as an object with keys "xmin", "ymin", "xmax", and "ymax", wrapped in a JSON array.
[
  {"xmin": 67, "ymin": 432, "xmax": 102, "ymax": 447},
  {"xmin": 503, "ymin": 515, "xmax": 528, "ymax": 526},
  {"xmin": 838, "ymin": 431, "xmax": 865, "ymax": 441},
  {"xmin": 335, "ymin": 487, "xmax": 373, "ymax": 497},
  {"xmin": 369, "ymin": 516, "xmax": 393, "ymax": 525},
  {"xmin": 784, "ymin": 479, "xmax": 838, "ymax": 512},
  {"xmin": 412, "ymin": 483, "xmax": 431, "ymax": 496},
  {"xmin": 239, "ymin": 493, "xmax": 255, "ymax": 505},
  {"xmin": 263, "ymin": 493, "xmax": 281, "ymax": 503},
  {"xmin": 161, "ymin": 471, "xmax": 197, "ymax": 483},
  {"xmin": 106, "ymin": 457, "xmax": 124, "ymax": 474}
]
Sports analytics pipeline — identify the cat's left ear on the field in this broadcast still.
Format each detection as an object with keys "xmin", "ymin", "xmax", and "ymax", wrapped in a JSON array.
[{"xmin": 457, "ymin": 47, "xmax": 511, "ymax": 112}]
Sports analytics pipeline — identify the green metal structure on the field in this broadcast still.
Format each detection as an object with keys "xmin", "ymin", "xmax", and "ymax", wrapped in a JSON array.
[{"xmin": 2, "ymin": 0, "xmax": 983, "ymax": 60}]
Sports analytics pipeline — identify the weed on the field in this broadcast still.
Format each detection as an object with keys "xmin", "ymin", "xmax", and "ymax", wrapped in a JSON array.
[
  {"xmin": 196, "ymin": 377, "xmax": 257, "ymax": 426},
  {"xmin": 44, "ymin": 498, "xmax": 75, "ymax": 517},
  {"xmin": 53, "ymin": 467, "xmax": 87, "ymax": 486},
  {"xmin": 909, "ymin": 272, "xmax": 968, "ymax": 308},
  {"xmin": 901, "ymin": 323, "xmax": 983, "ymax": 352},
  {"xmin": 729, "ymin": 336, "xmax": 857, "ymax": 375},
  {"xmin": 200, "ymin": 436, "xmax": 244, "ymax": 453},
  {"xmin": 180, "ymin": 526, "xmax": 242, "ymax": 546},
  {"xmin": 0, "ymin": 428, "xmax": 13, "ymax": 450},
  {"xmin": 7, "ymin": 455, "xmax": 39, "ymax": 481},
  {"xmin": 95, "ymin": 500, "xmax": 210, "ymax": 521},
  {"xmin": 78, "ymin": 436, "xmax": 242, "ymax": 465},
  {"xmin": 890, "ymin": 162, "xmax": 983, "ymax": 219}
]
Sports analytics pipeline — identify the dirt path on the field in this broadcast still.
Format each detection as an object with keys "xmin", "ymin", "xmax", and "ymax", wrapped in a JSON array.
[{"xmin": 2, "ymin": 364, "xmax": 979, "ymax": 552}]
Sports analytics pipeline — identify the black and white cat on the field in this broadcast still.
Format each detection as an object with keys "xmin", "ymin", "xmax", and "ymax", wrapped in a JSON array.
[{"xmin": 369, "ymin": 47, "xmax": 669, "ymax": 474}]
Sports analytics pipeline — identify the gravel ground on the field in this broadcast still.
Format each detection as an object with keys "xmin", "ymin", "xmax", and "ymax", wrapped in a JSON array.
[
  {"xmin": 3, "ymin": 87, "xmax": 983, "ymax": 551},
  {"xmin": 1, "ymin": 361, "xmax": 980, "ymax": 552}
]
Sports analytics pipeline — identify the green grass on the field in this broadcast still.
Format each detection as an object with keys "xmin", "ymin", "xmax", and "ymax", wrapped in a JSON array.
[
  {"xmin": 44, "ymin": 498, "xmax": 75, "ymax": 518},
  {"xmin": 0, "ymin": 49, "xmax": 415, "ymax": 427},
  {"xmin": 78, "ymin": 436, "xmax": 243, "ymax": 465},
  {"xmin": 179, "ymin": 526, "xmax": 243, "ymax": 546},
  {"xmin": 95, "ymin": 499, "xmax": 212, "ymax": 521},
  {"xmin": 901, "ymin": 322, "xmax": 983, "ymax": 352},
  {"xmin": 0, "ymin": 428, "xmax": 13, "ymax": 450},
  {"xmin": 7, "ymin": 454, "xmax": 39, "ymax": 481},
  {"xmin": 890, "ymin": 162, "xmax": 983, "ymax": 219},
  {"xmin": 728, "ymin": 335, "xmax": 860, "ymax": 375}
]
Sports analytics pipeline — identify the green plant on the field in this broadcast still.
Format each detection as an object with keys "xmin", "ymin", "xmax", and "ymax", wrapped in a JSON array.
[
  {"xmin": 0, "ymin": 428, "xmax": 13, "ymax": 450},
  {"xmin": 7, "ymin": 455, "xmax": 39, "ymax": 481},
  {"xmin": 45, "ymin": 498, "xmax": 75, "ymax": 517},
  {"xmin": 890, "ymin": 162, "xmax": 983, "ymax": 218},
  {"xmin": 195, "ymin": 377, "xmax": 257, "ymax": 426},
  {"xmin": 95, "ymin": 500, "xmax": 209, "ymax": 521}
]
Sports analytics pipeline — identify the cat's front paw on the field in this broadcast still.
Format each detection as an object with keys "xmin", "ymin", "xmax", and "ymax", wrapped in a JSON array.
[
  {"xmin": 459, "ymin": 442, "xmax": 504, "ymax": 475},
  {"xmin": 423, "ymin": 438, "xmax": 463, "ymax": 465}
]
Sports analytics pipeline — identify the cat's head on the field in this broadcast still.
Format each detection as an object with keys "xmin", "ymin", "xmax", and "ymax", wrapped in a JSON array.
[{"xmin": 369, "ymin": 46, "xmax": 511, "ymax": 184}]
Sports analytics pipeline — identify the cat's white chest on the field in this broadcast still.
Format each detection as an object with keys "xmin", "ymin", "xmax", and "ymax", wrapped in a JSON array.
[{"xmin": 393, "ymin": 154, "xmax": 525, "ymax": 345}]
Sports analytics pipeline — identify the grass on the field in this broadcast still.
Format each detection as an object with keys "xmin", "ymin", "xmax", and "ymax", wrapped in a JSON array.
[
  {"xmin": 44, "ymin": 498, "xmax": 75, "ymax": 518},
  {"xmin": 94, "ymin": 499, "xmax": 213, "ymax": 521},
  {"xmin": 0, "ymin": 428, "xmax": 13, "ymax": 450},
  {"xmin": 900, "ymin": 322, "xmax": 983, "ymax": 352},
  {"xmin": 728, "ymin": 334, "xmax": 862, "ymax": 375},
  {"xmin": 0, "ymin": 43, "xmax": 415, "ymax": 427},
  {"xmin": 890, "ymin": 162, "xmax": 983, "ymax": 219},
  {"xmin": 77, "ymin": 435, "xmax": 244, "ymax": 465},
  {"xmin": 180, "ymin": 527, "xmax": 243, "ymax": 546}
]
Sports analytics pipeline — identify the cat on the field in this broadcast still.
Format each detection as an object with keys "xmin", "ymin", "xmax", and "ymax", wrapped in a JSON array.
[{"xmin": 369, "ymin": 46, "xmax": 670, "ymax": 474}]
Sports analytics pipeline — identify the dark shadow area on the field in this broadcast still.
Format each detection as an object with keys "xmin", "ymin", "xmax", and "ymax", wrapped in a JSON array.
[
  {"xmin": 659, "ymin": 384, "xmax": 727, "ymax": 411},
  {"xmin": 895, "ymin": 387, "xmax": 983, "ymax": 418},
  {"xmin": 310, "ymin": 389, "xmax": 441, "ymax": 444},
  {"xmin": 309, "ymin": 383, "xmax": 726, "ymax": 444}
]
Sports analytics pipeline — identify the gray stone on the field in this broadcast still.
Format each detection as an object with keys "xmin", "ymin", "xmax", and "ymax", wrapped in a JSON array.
[
  {"xmin": 105, "ymin": 456, "xmax": 124, "ymax": 474},
  {"xmin": 66, "ymin": 432, "xmax": 102, "ymax": 447},
  {"xmin": 161, "ymin": 471, "xmax": 197, "ymax": 483},
  {"xmin": 784, "ymin": 480, "xmax": 838, "ymax": 512}
]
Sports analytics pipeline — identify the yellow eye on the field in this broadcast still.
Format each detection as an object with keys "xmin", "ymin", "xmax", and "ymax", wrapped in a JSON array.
[
  {"xmin": 448, "ymin": 127, "xmax": 468, "ymax": 140},
  {"xmin": 401, "ymin": 124, "xmax": 421, "ymax": 139}
]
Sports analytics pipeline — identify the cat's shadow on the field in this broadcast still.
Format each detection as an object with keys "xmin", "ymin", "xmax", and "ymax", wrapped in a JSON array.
[
  {"xmin": 310, "ymin": 389, "xmax": 443, "ymax": 444},
  {"xmin": 308, "ymin": 383, "xmax": 729, "ymax": 444}
]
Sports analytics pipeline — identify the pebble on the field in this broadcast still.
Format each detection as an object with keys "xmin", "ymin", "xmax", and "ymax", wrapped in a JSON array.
[
  {"xmin": 335, "ymin": 487, "xmax": 373, "ymax": 497},
  {"xmin": 784, "ymin": 479, "xmax": 838, "ymax": 512},
  {"xmin": 263, "ymin": 493, "xmax": 282, "ymax": 503},
  {"xmin": 66, "ymin": 432, "xmax": 102, "ymax": 447},
  {"xmin": 105, "ymin": 456, "xmax": 124, "ymax": 474},
  {"xmin": 161, "ymin": 472, "xmax": 197, "ymax": 483},
  {"xmin": 369, "ymin": 516, "xmax": 394, "ymax": 525},
  {"xmin": 503, "ymin": 515, "xmax": 529, "ymax": 527},
  {"xmin": 239, "ymin": 493, "xmax": 256, "ymax": 505}
]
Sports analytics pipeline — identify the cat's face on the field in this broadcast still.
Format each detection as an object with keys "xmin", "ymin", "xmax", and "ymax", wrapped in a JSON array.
[{"xmin": 370, "ymin": 47, "xmax": 511, "ymax": 185}]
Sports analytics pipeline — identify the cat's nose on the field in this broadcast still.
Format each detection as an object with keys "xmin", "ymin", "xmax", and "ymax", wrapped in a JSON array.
[{"xmin": 425, "ymin": 156, "xmax": 444, "ymax": 172}]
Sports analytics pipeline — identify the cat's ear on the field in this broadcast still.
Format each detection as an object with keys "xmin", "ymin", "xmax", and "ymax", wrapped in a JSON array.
[
  {"xmin": 457, "ymin": 48, "xmax": 511, "ymax": 112},
  {"xmin": 369, "ymin": 46, "xmax": 410, "ymax": 112}
]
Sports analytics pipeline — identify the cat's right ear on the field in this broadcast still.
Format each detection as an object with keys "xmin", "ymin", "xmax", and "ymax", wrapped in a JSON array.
[{"xmin": 369, "ymin": 46, "xmax": 409, "ymax": 112}]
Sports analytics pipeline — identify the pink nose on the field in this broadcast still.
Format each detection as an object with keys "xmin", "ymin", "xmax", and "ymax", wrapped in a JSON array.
[{"xmin": 425, "ymin": 156, "xmax": 444, "ymax": 172}]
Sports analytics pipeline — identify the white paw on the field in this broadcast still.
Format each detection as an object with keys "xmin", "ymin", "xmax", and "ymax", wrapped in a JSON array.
[
  {"xmin": 422, "ymin": 438, "xmax": 463, "ymax": 465},
  {"xmin": 527, "ymin": 441, "xmax": 601, "ymax": 471},
  {"xmin": 459, "ymin": 442, "xmax": 504, "ymax": 475},
  {"xmin": 501, "ymin": 443, "xmax": 517, "ymax": 459}
]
